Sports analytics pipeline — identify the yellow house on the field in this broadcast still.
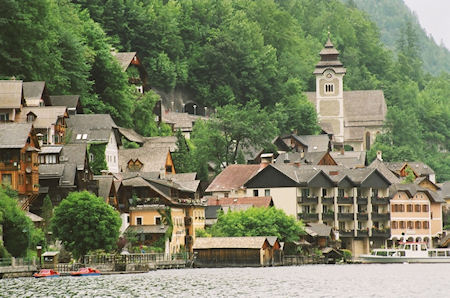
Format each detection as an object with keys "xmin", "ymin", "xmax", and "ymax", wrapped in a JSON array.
[{"xmin": 390, "ymin": 184, "xmax": 445, "ymax": 247}]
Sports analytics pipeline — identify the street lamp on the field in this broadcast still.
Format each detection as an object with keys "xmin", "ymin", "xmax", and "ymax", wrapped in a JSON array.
[{"xmin": 193, "ymin": 105, "xmax": 197, "ymax": 115}]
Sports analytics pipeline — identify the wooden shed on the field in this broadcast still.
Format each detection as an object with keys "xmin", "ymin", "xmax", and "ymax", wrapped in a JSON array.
[{"xmin": 193, "ymin": 237, "xmax": 272, "ymax": 267}]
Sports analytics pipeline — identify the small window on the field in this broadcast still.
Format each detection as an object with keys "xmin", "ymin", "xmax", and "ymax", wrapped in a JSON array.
[
  {"xmin": 324, "ymin": 83, "xmax": 334, "ymax": 93},
  {"xmin": 415, "ymin": 205, "xmax": 421, "ymax": 212},
  {"xmin": 400, "ymin": 221, "xmax": 405, "ymax": 229},
  {"xmin": 127, "ymin": 215, "xmax": 130, "ymax": 223},
  {"xmin": 392, "ymin": 221, "xmax": 398, "ymax": 229},
  {"xmin": 423, "ymin": 221, "xmax": 429, "ymax": 229},
  {"xmin": 253, "ymin": 189, "xmax": 259, "ymax": 197},
  {"xmin": 407, "ymin": 221, "xmax": 414, "ymax": 229},
  {"xmin": 0, "ymin": 113, "xmax": 9, "ymax": 121},
  {"xmin": 407, "ymin": 204, "xmax": 413, "ymax": 212},
  {"xmin": 76, "ymin": 134, "xmax": 82, "ymax": 140},
  {"xmin": 264, "ymin": 189, "xmax": 270, "ymax": 196},
  {"xmin": 27, "ymin": 113, "xmax": 35, "ymax": 122},
  {"xmin": 82, "ymin": 134, "xmax": 88, "ymax": 140},
  {"xmin": 136, "ymin": 217, "xmax": 143, "ymax": 225},
  {"xmin": 1, "ymin": 174, "xmax": 12, "ymax": 185},
  {"xmin": 422, "ymin": 205, "xmax": 429, "ymax": 212},
  {"xmin": 415, "ymin": 221, "xmax": 421, "ymax": 229},
  {"xmin": 155, "ymin": 217, "xmax": 161, "ymax": 225},
  {"xmin": 322, "ymin": 188, "xmax": 327, "ymax": 197}
]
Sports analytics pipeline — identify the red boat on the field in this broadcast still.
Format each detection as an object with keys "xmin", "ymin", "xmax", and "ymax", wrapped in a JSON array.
[
  {"xmin": 70, "ymin": 267, "xmax": 101, "ymax": 276},
  {"xmin": 33, "ymin": 269, "xmax": 60, "ymax": 278}
]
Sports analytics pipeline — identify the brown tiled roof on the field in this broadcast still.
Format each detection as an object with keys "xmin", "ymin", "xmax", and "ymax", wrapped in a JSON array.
[
  {"xmin": 111, "ymin": 51, "xmax": 137, "ymax": 71},
  {"xmin": 0, "ymin": 80, "xmax": 23, "ymax": 109},
  {"xmin": 193, "ymin": 236, "xmax": 269, "ymax": 249},
  {"xmin": 205, "ymin": 164, "xmax": 262, "ymax": 192},
  {"xmin": 207, "ymin": 196, "xmax": 273, "ymax": 208},
  {"xmin": 17, "ymin": 106, "xmax": 67, "ymax": 129}
]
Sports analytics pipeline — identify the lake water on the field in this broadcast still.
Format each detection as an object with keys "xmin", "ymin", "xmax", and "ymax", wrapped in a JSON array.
[{"xmin": 1, "ymin": 264, "xmax": 448, "ymax": 297}]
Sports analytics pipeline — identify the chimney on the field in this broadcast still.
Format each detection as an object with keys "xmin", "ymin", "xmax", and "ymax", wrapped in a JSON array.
[
  {"xmin": 340, "ymin": 146, "xmax": 345, "ymax": 155},
  {"xmin": 376, "ymin": 151, "xmax": 383, "ymax": 161},
  {"xmin": 260, "ymin": 160, "xmax": 270, "ymax": 169},
  {"xmin": 160, "ymin": 166, "xmax": 165, "ymax": 179}
]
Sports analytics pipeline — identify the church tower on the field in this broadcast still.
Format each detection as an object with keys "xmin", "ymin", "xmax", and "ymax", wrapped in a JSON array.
[{"xmin": 314, "ymin": 37, "xmax": 346, "ymax": 146}]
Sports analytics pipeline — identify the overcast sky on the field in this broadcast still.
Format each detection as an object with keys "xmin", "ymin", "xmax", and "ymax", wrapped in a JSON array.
[{"xmin": 403, "ymin": 0, "xmax": 450, "ymax": 50}]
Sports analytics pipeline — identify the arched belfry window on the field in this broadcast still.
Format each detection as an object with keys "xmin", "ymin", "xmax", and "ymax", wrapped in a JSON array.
[
  {"xmin": 365, "ymin": 132, "xmax": 371, "ymax": 150},
  {"xmin": 325, "ymin": 83, "xmax": 334, "ymax": 94}
]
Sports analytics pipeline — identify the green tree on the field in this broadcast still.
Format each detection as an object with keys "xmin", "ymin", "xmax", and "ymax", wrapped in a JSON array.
[
  {"xmin": 51, "ymin": 191, "xmax": 121, "ymax": 259},
  {"xmin": 172, "ymin": 130, "xmax": 193, "ymax": 173},
  {"xmin": 192, "ymin": 100, "xmax": 279, "ymax": 173},
  {"xmin": 0, "ymin": 186, "xmax": 35, "ymax": 257},
  {"xmin": 211, "ymin": 207, "xmax": 304, "ymax": 243},
  {"xmin": 132, "ymin": 90, "xmax": 160, "ymax": 137},
  {"xmin": 88, "ymin": 144, "xmax": 107, "ymax": 175},
  {"xmin": 403, "ymin": 167, "xmax": 415, "ymax": 184},
  {"xmin": 41, "ymin": 195, "xmax": 53, "ymax": 237}
]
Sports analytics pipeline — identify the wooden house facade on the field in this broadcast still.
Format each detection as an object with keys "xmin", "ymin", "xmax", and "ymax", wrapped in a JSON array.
[{"xmin": 0, "ymin": 123, "xmax": 40, "ymax": 205}]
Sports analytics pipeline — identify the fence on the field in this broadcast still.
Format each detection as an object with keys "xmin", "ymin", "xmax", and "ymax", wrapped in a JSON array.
[
  {"xmin": 283, "ymin": 255, "xmax": 325, "ymax": 266},
  {"xmin": 83, "ymin": 253, "xmax": 187, "ymax": 265}
]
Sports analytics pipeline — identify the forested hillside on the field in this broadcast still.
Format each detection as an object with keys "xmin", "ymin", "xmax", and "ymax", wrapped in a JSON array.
[
  {"xmin": 0, "ymin": 0, "xmax": 448, "ymax": 181},
  {"xmin": 347, "ymin": 0, "xmax": 450, "ymax": 74}
]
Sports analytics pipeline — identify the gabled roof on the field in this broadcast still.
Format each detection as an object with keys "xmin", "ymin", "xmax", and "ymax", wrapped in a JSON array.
[
  {"xmin": 119, "ymin": 176, "xmax": 175, "ymax": 205},
  {"xmin": 60, "ymin": 143, "xmax": 88, "ymax": 170},
  {"xmin": 205, "ymin": 164, "xmax": 262, "ymax": 192},
  {"xmin": 0, "ymin": 80, "xmax": 23, "ymax": 109},
  {"xmin": 368, "ymin": 158, "xmax": 402, "ymax": 184},
  {"xmin": 207, "ymin": 196, "xmax": 273, "ymax": 208},
  {"xmin": 389, "ymin": 184, "xmax": 445, "ymax": 203},
  {"xmin": 119, "ymin": 147, "xmax": 171, "ymax": 173},
  {"xmin": 193, "ymin": 237, "xmax": 270, "ymax": 249},
  {"xmin": 290, "ymin": 134, "xmax": 330, "ymax": 152},
  {"xmin": 143, "ymin": 136, "xmax": 178, "ymax": 151},
  {"xmin": 118, "ymin": 127, "xmax": 145, "ymax": 145},
  {"xmin": 275, "ymin": 151, "xmax": 336, "ymax": 166},
  {"xmin": 49, "ymin": 95, "xmax": 80, "ymax": 109},
  {"xmin": 161, "ymin": 111, "xmax": 207, "ymax": 131},
  {"xmin": 305, "ymin": 223, "xmax": 332, "ymax": 237},
  {"xmin": 66, "ymin": 114, "xmax": 117, "ymax": 143},
  {"xmin": 0, "ymin": 123, "xmax": 33, "ymax": 148},
  {"xmin": 17, "ymin": 107, "xmax": 67, "ymax": 129},
  {"xmin": 111, "ymin": 51, "xmax": 137, "ymax": 71},
  {"xmin": 39, "ymin": 164, "xmax": 65, "ymax": 178},
  {"xmin": 94, "ymin": 175, "xmax": 114, "ymax": 200},
  {"xmin": 438, "ymin": 181, "xmax": 450, "ymax": 200},
  {"xmin": 23, "ymin": 81, "xmax": 49, "ymax": 106},
  {"xmin": 330, "ymin": 151, "xmax": 366, "ymax": 168}
]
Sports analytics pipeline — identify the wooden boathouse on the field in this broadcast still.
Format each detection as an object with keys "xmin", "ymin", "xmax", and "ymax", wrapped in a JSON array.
[{"xmin": 193, "ymin": 236, "xmax": 279, "ymax": 267}]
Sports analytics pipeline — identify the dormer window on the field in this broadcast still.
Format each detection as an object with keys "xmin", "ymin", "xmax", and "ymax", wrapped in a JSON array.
[
  {"xmin": 76, "ymin": 134, "xmax": 82, "ymax": 140},
  {"xmin": 324, "ymin": 83, "xmax": 334, "ymax": 94},
  {"xmin": 82, "ymin": 134, "xmax": 88, "ymax": 140},
  {"xmin": 27, "ymin": 112, "xmax": 36, "ymax": 122}
]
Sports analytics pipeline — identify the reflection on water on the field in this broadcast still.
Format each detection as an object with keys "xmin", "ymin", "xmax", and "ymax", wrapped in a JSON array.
[{"xmin": 1, "ymin": 264, "xmax": 448, "ymax": 297}]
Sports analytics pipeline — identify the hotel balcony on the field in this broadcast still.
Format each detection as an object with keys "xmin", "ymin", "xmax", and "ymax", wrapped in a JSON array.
[
  {"xmin": 357, "ymin": 230, "xmax": 369, "ymax": 237},
  {"xmin": 298, "ymin": 213, "xmax": 319, "ymax": 221},
  {"xmin": 321, "ymin": 197, "xmax": 334, "ymax": 204},
  {"xmin": 371, "ymin": 197, "xmax": 390, "ymax": 205},
  {"xmin": 337, "ymin": 212, "xmax": 354, "ymax": 221},
  {"xmin": 371, "ymin": 212, "xmax": 390, "ymax": 221},
  {"xmin": 337, "ymin": 196, "xmax": 353, "ymax": 204},
  {"xmin": 339, "ymin": 230, "xmax": 354, "ymax": 237},
  {"xmin": 322, "ymin": 212, "xmax": 334, "ymax": 221},
  {"xmin": 297, "ymin": 196, "xmax": 318, "ymax": 204},
  {"xmin": 357, "ymin": 213, "xmax": 368, "ymax": 221},
  {"xmin": 357, "ymin": 197, "xmax": 368, "ymax": 205},
  {"xmin": 371, "ymin": 228, "xmax": 391, "ymax": 238}
]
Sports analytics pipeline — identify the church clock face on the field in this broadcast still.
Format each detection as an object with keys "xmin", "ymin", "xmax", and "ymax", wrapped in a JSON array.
[{"xmin": 326, "ymin": 73, "xmax": 332, "ymax": 79}]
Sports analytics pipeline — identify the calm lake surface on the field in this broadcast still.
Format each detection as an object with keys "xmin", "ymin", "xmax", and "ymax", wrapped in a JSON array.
[{"xmin": 1, "ymin": 264, "xmax": 448, "ymax": 297}]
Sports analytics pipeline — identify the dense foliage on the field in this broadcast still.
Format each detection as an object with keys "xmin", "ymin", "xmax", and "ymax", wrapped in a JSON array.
[
  {"xmin": 88, "ymin": 143, "xmax": 107, "ymax": 175},
  {"xmin": 210, "ymin": 207, "xmax": 304, "ymax": 243},
  {"xmin": 0, "ymin": 0, "xmax": 448, "ymax": 180},
  {"xmin": 348, "ymin": 0, "xmax": 450, "ymax": 74},
  {"xmin": 0, "ymin": 186, "xmax": 39, "ymax": 257},
  {"xmin": 51, "ymin": 191, "xmax": 121, "ymax": 259}
]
